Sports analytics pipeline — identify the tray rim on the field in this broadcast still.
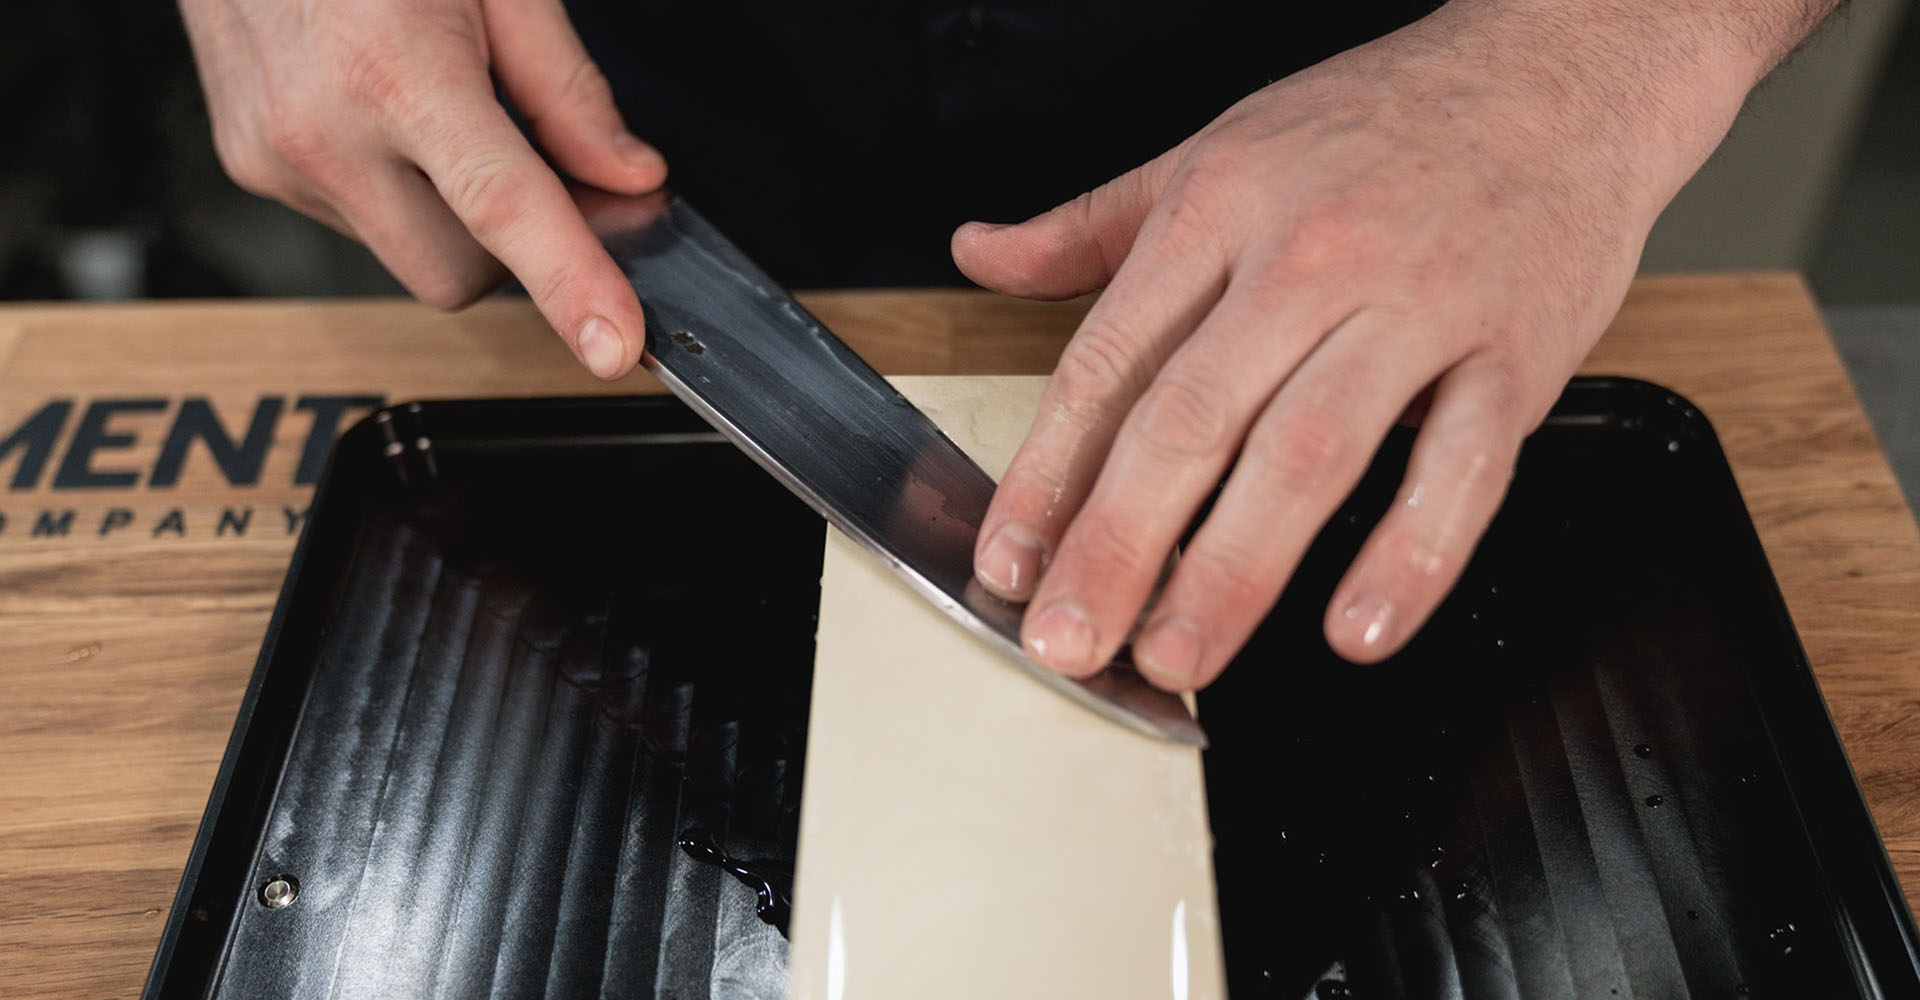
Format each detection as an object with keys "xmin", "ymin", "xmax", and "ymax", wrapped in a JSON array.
[
  {"xmin": 141, "ymin": 380, "xmax": 1920, "ymax": 998},
  {"xmin": 140, "ymin": 393, "xmax": 718, "ymax": 999}
]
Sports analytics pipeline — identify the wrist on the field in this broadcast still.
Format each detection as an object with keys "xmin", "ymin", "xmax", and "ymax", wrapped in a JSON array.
[{"xmin": 1415, "ymin": 0, "xmax": 1838, "ymax": 222}]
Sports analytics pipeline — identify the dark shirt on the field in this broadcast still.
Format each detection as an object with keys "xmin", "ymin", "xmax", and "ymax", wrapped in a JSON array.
[{"xmin": 564, "ymin": 2, "xmax": 1440, "ymax": 286}]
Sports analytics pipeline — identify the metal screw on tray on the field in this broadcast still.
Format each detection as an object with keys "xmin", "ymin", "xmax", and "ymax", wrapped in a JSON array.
[{"xmin": 259, "ymin": 875, "xmax": 299, "ymax": 909}]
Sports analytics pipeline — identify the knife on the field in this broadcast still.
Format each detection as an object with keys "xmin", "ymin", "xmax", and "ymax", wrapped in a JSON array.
[{"xmin": 600, "ymin": 194, "xmax": 1206, "ymax": 748}]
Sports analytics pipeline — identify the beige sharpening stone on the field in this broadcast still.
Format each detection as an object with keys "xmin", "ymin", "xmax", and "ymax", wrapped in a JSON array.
[{"xmin": 786, "ymin": 375, "xmax": 1225, "ymax": 1000}]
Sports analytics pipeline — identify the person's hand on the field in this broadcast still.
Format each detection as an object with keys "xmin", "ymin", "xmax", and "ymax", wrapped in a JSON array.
[
  {"xmin": 178, "ymin": 0, "xmax": 662, "ymax": 378},
  {"xmin": 954, "ymin": 1, "xmax": 1783, "ymax": 689}
]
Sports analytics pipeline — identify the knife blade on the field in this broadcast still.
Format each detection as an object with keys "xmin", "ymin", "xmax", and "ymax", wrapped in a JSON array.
[{"xmin": 602, "ymin": 195, "xmax": 1206, "ymax": 748}]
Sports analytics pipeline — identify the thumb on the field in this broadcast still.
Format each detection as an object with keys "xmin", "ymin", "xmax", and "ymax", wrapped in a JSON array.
[
  {"xmin": 485, "ymin": 0, "xmax": 667, "ymax": 196},
  {"xmin": 951, "ymin": 145, "xmax": 1185, "ymax": 301}
]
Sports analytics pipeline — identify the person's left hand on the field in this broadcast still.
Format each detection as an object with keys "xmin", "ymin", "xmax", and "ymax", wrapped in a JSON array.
[{"xmin": 951, "ymin": 4, "xmax": 1750, "ymax": 691}]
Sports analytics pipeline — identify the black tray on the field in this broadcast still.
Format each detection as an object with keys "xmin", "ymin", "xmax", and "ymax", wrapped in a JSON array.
[{"xmin": 144, "ymin": 379, "xmax": 1920, "ymax": 999}]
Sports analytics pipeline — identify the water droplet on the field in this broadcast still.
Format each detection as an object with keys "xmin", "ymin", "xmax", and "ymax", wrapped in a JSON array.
[
  {"xmin": 1736, "ymin": 985, "xmax": 1751, "ymax": 996},
  {"xmin": 1769, "ymin": 923, "xmax": 1797, "ymax": 956},
  {"xmin": 1316, "ymin": 979, "xmax": 1354, "ymax": 999},
  {"xmin": 1634, "ymin": 743, "xmax": 1653, "ymax": 759},
  {"xmin": 1453, "ymin": 880, "xmax": 1472, "ymax": 901},
  {"xmin": 1427, "ymin": 846, "xmax": 1446, "ymax": 869},
  {"xmin": 1645, "ymin": 794, "xmax": 1665, "ymax": 808},
  {"xmin": 1687, "ymin": 908, "xmax": 1701, "ymax": 921}
]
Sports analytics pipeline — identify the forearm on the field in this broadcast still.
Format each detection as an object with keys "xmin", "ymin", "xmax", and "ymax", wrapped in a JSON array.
[
  {"xmin": 1445, "ymin": 0, "xmax": 1846, "ymax": 93},
  {"xmin": 1394, "ymin": 0, "xmax": 1846, "ymax": 223}
]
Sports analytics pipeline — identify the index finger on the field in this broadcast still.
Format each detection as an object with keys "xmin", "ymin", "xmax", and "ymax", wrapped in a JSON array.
[{"xmin": 391, "ymin": 81, "xmax": 644, "ymax": 379}]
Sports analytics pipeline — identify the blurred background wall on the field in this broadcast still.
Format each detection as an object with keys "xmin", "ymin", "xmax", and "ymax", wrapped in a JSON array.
[
  {"xmin": 0, "ymin": 3, "xmax": 399, "ymax": 301},
  {"xmin": 0, "ymin": 0, "xmax": 1915, "ymax": 495},
  {"xmin": 1643, "ymin": 0, "xmax": 1910, "ymax": 292},
  {"xmin": 1635, "ymin": 0, "xmax": 1920, "ymax": 511}
]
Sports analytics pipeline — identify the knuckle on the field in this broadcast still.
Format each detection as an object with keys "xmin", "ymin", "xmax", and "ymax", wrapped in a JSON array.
[
  {"xmin": 447, "ymin": 151, "xmax": 529, "ymax": 239},
  {"xmin": 1237, "ymin": 257, "xmax": 1298, "ymax": 309},
  {"xmin": 410, "ymin": 268, "xmax": 487, "ymax": 311},
  {"xmin": 334, "ymin": 8, "xmax": 477, "ymax": 110},
  {"xmin": 210, "ymin": 120, "xmax": 285, "ymax": 197},
  {"xmin": 1379, "ymin": 522, "xmax": 1457, "ymax": 580},
  {"xmin": 1236, "ymin": 208, "xmax": 1371, "ymax": 309},
  {"xmin": 1130, "ymin": 375, "xmax": 1232, "ymax": 461},
  {"xmin": 1166, "ymin": 146, "xmax": 1241, "ymax": 213},
  {"xmin": 1181, "ymin": 548, "xmax": 1272, "ymax": 616},
  {"xmin": 339, "ymin": 30, "xmax": 476, "ymax": 129},
  {"xmin": 263, "ymin": 119, "xmax": 335, "ymax": 179},
  {"xmin": 1275, "ymin": 204, "xmax": 1369, "ymax": 278},
  {"xmin": 1053, "ymin": 315, "xmax": 1146, "ymax": 410},
  {"xmin": 558, "ymin": 57, "xmax": 616, "ymax": 113},
  {"xmin": 1403, "ymin": 236, "xmax": 1472, "ymax": 303},
  {"xmin": 521, "ymin": 57, "xmax": 618, "ymax": 130},
  {"xmin": 341, "ymin": 42, "xmax": 419, "ymax": 116},
  {"xmin": 1433, "ymin": 429, "xmax": 1520, "ymax": 512},
  {"xmin": 995, "ymin": 462, "xmax": 1070, "ymax": 518},
  {"xmin": 524, "ymin": 263, "xmax": 590, "ymax": 316},
  {"xmin": 1462, "ymin": 352, "xmax": 1533, "ymax": 430},
  {"xmin": 1236, "ymin": 255, "xmax": 1306, "ymax": 311},
  {"xmin": 1066, "ymin": 510, "xmax": 1152, "ymax": 580},
  {"xmin": 1153, "ymin": 158, "xmax": 1236, "ymax": 249},
  {"xmin": 1250, "ymin": 403, "xmax": 1355, "ymax": 487},
  {"xmin": 215, "ymin": 142, "xmax": 279, "ymax": 199},
  {"xmin": 1379, "ymin": 460, "xmax": 1504, "ymax": 579},
  {"xmin": 1061, "ymin": 190, "xmax": 1125, "ymax": 278},
  {"xmin": 1458, "ymin": 438, "xmax": 1517, "ymax": 494},
  {"xmin": 1058, "ymin": 188, "xmax": 1099, "ymax": 231}
]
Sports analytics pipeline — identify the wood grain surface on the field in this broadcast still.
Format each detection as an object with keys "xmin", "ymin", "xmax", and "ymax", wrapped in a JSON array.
[{"xmin": 0, "ymin": 275, "xmax": 1915, "ymax": 998}]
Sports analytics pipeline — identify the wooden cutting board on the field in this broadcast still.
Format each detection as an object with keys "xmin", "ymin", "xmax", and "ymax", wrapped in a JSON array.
[{"xmin": 0, "ymin": 277, "xmax": 1915, "ymax": 1000}]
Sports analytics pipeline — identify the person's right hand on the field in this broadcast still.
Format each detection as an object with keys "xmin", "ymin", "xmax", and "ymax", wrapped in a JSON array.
[{"xmin": 178, "ymin": 0, "xmax": 665, "ymax": 378}]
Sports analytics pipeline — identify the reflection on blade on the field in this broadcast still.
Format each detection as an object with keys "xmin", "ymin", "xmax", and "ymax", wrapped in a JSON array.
[{"xmin": 602, "ymin": 194, "xmax": 1206, "ymax": 748}]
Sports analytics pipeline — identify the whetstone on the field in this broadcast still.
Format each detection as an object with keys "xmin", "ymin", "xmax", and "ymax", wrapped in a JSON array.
[{"xmin": 787, "ymin": 375, "xmax": 1225, "ymax": 999}]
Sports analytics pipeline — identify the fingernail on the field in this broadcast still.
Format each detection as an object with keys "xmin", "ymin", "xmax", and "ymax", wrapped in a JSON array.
[
  {"xmin": 976, "ymin": 523, "xmax": 1045, "ymax": 598},
  {"xmin": 614, "ymin": 131, "xmax": 665, "ymax": 168},
  {"xmin": 576, "ymin": 316, "xmax": 625, "ymax": 379},
  {"xmin": 1136, "ymin": 615, "xmax": 1203, "ymax": 688},
  {"xmin": 962, "ymin": 220, "xmax": 1010, "ymax": 235},
  {"xmin": 1024, "ymin": 600, "xmax": 1096, "ymax": 674},
  {"xmin": 1340, "ymin": 594, "xmax": 1396, "ymax": 649}
]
